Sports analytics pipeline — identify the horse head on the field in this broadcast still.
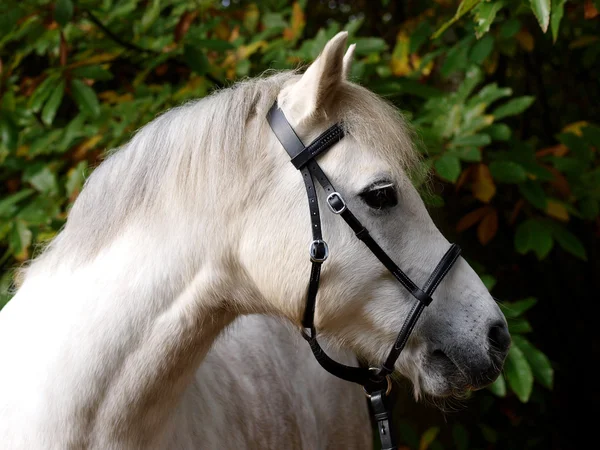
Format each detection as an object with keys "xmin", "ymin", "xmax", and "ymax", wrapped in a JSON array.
[{"xmin": 239, "ymin": 32, "xmax": 510, "ymax": 399}]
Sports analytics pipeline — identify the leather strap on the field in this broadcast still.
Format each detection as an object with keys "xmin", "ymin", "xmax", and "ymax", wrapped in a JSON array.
[
  {"xmin": 378, "ymin": 243, "xmax": 461, "ymax": 377},
  {"xmin": 267, "ymin": 101, "xmax": 462, "ymax": 381},
  {"xmin": 370, "ymin": 390, "xmax": 397, "ymax": 450},
  {"xmin": 267, "ymin": 100, "xmax": 463, "ymax": 450}
]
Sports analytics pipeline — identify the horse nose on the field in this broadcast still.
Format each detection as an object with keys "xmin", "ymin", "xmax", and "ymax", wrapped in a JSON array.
[{"xmin": 488, "ymin": 321, "xmax": 511, "ymax": 355}]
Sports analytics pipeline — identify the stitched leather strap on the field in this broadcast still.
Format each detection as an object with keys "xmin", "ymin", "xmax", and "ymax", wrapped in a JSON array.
[
  {"xmin": 370, "ymin": 390, "xmax": 397, "ymax": 450},
  {"xmin": 378, "ymin": 243, "xmax": 462, "ymax": 377},
  {"xmin": 267, "ymin": 101, "xmax": 461, "ymax": 385}
]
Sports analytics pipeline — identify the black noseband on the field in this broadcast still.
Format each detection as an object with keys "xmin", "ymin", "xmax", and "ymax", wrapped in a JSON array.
[{"xmin": 267, "ymin": 102, "xmax": 461, "ymax": 450}]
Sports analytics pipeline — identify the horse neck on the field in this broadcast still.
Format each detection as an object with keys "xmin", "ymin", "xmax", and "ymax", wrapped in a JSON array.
[{"xmin": 1, "ymin": 214, "xmax": 253, "ymax": 448}]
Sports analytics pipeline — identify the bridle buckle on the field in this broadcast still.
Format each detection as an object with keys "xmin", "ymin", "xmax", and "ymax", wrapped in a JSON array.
[
  {"xmin": 326, "ymin": 192, "xmax": 346, "ymax": 214},
  {"xmin": 309, "ymin": 239, "xmax": 329, "ymax": 263}
]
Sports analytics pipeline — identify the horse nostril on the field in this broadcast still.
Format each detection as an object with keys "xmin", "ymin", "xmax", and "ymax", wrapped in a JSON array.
[{"xmin": 488, "ymin": 322, "xmax": 511, "ymax": 354}]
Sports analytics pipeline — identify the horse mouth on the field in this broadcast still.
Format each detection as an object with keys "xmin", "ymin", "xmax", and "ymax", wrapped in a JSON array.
[{"xmin": 423, "ymin": 348, "xmax": 501, "ymax": 397}]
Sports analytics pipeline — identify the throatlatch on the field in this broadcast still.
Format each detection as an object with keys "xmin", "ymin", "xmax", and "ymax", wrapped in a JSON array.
[{"xmin": 267, "ymin": 102, "xmax": 461, "ymax": 450}]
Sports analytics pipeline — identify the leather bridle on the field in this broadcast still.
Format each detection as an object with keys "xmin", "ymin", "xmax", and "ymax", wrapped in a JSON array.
[{"xmin": 267, "ymin": 102, "xmax": 461, "ymax": 450}]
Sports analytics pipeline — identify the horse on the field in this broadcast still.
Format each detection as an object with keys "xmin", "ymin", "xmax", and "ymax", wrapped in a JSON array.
[{"xmin": 0, "ymin": 32, "xmax": 510, "ymax": 449}]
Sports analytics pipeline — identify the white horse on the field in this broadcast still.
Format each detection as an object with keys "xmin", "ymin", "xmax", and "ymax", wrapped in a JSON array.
[{"xmin": 0, "ymin": 32, "xmax": 509, "ymax": 449}]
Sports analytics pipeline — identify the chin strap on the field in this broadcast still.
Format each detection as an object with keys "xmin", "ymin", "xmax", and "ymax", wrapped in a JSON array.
[{"xmin": 267, "ymin": 102, "xmax": 462, "ymax": 450}]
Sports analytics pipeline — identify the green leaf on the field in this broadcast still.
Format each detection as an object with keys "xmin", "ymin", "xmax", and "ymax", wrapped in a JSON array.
[
  {"xmin": 489, "ymin": 161, "xmax": 527, "ymax": 183},
  {"xmin": 440, "ymin": 38, "xmax": 472, "ymax": 78},
  {"xmin": 504, "ymin": 345, "xmax": 534, "ymax": 402},
  {"xmin": 55, "ymin": 0, "xmax": 74, "ymax": 27},
  {"xmin": 508, "ymin": 317, "xmax": 533, "ymax": 334},
  {"xmin": 512, "ymin": 335, "xmax": 554, "ymax": 389},
  {"xmin": 492, "ymin": 96, "xmax": 535, "ymax": 120},
  {"xmin": 514, "ymin": 219, "xmax": 553, "ymax": 259},
  {"xmin": 9, "ymin": 220, "xmax": 32, "ymax": 257},
  {"xmin": 529, "ymin": 0, "xmax": 551, "ymax": 33},
  {"xmin": 432, "ymin": 0, "xmax": 483, "ymax": 39},
  {"xmin": 0, "ymin": 116, "xmax": 18, "ymax": 152},
  {"xmin": 487, "ymin": 373, "xmax": 507, "ymax": 397},
  {"xmin": 29, "ymin": 75, "xmax": 60, "ymax": 113},
  {"xmin": 17, "ymin": 196, "xmax": 59, "ymax": 225},
  {"xmin": 451, "ymin": 146, "xmax": 481, "ymax": 162},
  {"xmin": 473, "ymin": 0, "xmax": 506, "ymax": 37},
  {"xmin": 469, "ymin": 83, "xmax": 512, "ymax": 108},
  {"xmin": 557, "ymin": 132, "xmax": 593, "ymax": 163},
  {"xmin": 551, "ymin": 225, "xmax": 587, "ymax": 260},
  {"xmin": 262, "ymin": 12, "xmax": 287, "ymax": 29},
  {"xmin": 66, "ymin": 161, "xmax": 88, "ymax": 198},
  {"xmin": 0, "ymin": 189, "xmax": 35, "ymax": 218},
  {"xmin": 352, "ymin": 37, "xmax": 387, "ymax": 55},
  {"xmin": 0, "ymin": 6, "xmax": 25, "ymax": 37},
  {"xmin": 422, "ymin": 192, "xmax": 445, "ymax": 207},
  {"xmin": 41, "ymin": 80, "xmax": 65, "ymax": 126},
  {"xmin": 499, "ymin": 18, "xmax": 521, "ymax": 39},
  {"xmin": 25, "ymin": 166, "xmax": 59, "ymax": 195},
  {"xmin": 469, "ymin": 34, "xmax": 494, "ymax": 63},
  {"xmin": 451, "ymin": 133, "xmax": 491, "ymax": 147},
  {"xmin": 519, "ymin": 181, "xmax": 547, "ymax": 210},
  {"xmin": 435, "ymin": 154, "xmax": 461, "ymax": 182},
  {"xmin": 72, "ymin": 65, "xmax": 114, "ymax": 81},
  {"xmin": 71, "ymin": 80, "xmax": 101, "ymax": 118},
  {"xmin": 550, "ymin": 0, "xmax": 566, "ymax": 42},
  {"xmin": 455, "ymin": 66, "xmax": 484, "ymax": 102},
  {"xmin": 141, "ymin": 0, "xmax": 161, "ymax": 31},
  {"xmin": 0, "ymin": 271, "xmax": 14, "ymax": 311},
  {"xmin": 183, "ymin": 44, "xmax": 210, "ymax": 75},
  {"xmin": 582, "ymin": 124, "xmax": 600, "ymax": 148},
  {"xmin": 485, "ymin": 123, "xmax": 511, "ymax": 141},
  {"xmin": 501, "ymin": 297, "xmax": 538, "ymax": 318}
]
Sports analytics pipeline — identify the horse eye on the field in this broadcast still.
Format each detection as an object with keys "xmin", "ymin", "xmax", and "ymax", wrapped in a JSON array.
[{"xmin": 359, "ymin": 185, "xmax": 398, "ymax": 210}]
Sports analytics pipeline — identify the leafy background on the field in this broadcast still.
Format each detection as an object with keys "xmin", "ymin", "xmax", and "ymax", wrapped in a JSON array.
[{"xmin": 1, "ymin": 0, "xmax": 598, "ymax": 448}]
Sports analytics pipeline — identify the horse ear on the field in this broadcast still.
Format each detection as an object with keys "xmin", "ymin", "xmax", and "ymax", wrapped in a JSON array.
[
  {"xmin": 280, "ymin": 31, "xmax": 348, "ymax": 124},
  {"xmin": 342, "ymin": 44, "xmax": 356, "ymax": 80}
]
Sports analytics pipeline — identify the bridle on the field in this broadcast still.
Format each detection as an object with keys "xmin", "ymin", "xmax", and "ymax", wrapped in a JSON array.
[{"xmin": 267, "ymin": 102, "xmax": 461, "ymax": 450}]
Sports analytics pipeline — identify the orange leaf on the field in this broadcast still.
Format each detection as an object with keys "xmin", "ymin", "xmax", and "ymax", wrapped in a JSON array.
[
  {"xmin": 455, "ymin": 165, "xmax": 474, "ymax": 191},
  {"xmin": 457, "ymin": 206, "xmax": 490, "ymax": 232},
  {"xmin": 546, "ymin": 200, "xmax": 569, "ymax": 221},
  {"xmin": 569, "ymin": 35, "xmax": 599, "ymax": 49},
  {"xmin": 477, "ymin": 209, "xmax": 498, "ymax": 245},
  {"xmin": 390, "ymin": 31, "xmax": 411, "ymax": 76},
  {"xmin": 536, "ymin": 143, "xmax": 568, "ymax": 157},
  {"xmin": 510, "ymin": 199, "xmax": 525, "ymax": 225},
  {"xmin": 585, "ymin": 0, "xmax": 599, "ymax": 19},
  {"xmin": 472, "ymin": 164, "xmax": 496, "ymax": 203},
  {"xmin": 71, "ymin": 52, "xmax": 119, "ymax": 68},
  {"xmin": 214, "ymin": 21, "xmax": 230, "ymax": 40},
  {"xmin": 516, "ymin": 30, "xmax": 534, "ymax": 52},
  {"xmin": 546, "ymin": 165, "xmax": 571, "ymax": 198},
  {"xmin": 562, "ymin": 121, "xmax": 588, "ymax": 136},
  {"xmin": 73, "ymin": 135, "xmax": 102, "ymax": 161},
  {"xmin": 174, "ymin": 11, "xmax": 198, "ymax": 43},
  {"xmin": 284, "ymin": 2, "xmax": 305, "ymax": 41}
]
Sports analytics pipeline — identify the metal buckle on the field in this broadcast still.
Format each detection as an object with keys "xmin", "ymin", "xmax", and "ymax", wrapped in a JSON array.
[
  {"xmin": 326, "ymin": 192, "xmax": 346, "ymax": 214},
  {"xmin": 363, "ymin": 368, "xmax": 393, "ymax": 398},
  {"xmin": 309, "ymin": 240, "xmax": 329, "ymax": 263}
]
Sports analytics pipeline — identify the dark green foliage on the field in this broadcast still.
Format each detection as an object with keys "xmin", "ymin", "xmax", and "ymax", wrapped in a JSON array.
[{"xmin": 1, "ymin": 0, "xmax": 598, "ymax": 448}]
